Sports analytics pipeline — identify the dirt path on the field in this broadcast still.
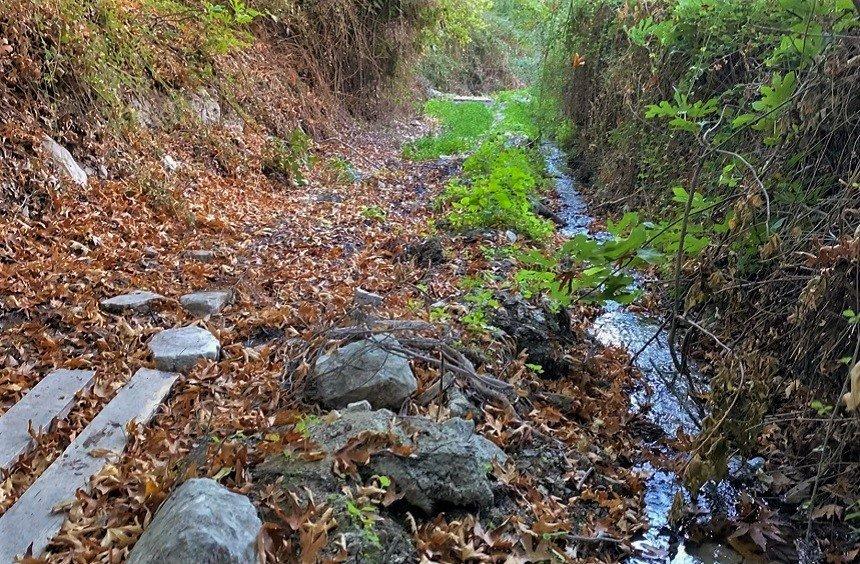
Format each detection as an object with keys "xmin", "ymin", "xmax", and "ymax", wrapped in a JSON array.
[{"xmin": 0, "ymin": 117, "xmax": 650, "ymax": 562}]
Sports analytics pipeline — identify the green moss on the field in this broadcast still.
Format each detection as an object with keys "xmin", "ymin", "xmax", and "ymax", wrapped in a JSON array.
[{"xmin": 294, "ymin": 414, "xmax": 321, "ymax": 438}]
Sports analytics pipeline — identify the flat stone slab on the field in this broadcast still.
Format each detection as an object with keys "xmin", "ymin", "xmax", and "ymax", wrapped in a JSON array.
[
  {"xmin": 128, "ymin": 478, "xmax": 260, "ymax": 564},
  {"xmin": 184, "ymin": 249, "xmax": 216, "ymax": 262},
  {"xmin": 149, "ymin": 326, "xmax": 220, "ymax": 372},
  {"xmin": 100, "ymin": 291, "xmax": 165, "ymax": 314},
  {"xmin": 354, "ymin": 287, "xmax": 383, "ymax": 307},
  {"xmin": 180, "ymin": 290, "xmax": 232, "ymax": 316}
]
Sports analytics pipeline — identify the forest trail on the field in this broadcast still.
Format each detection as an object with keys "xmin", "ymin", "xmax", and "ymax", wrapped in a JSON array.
[
  {"xmin": 0, "ymin": 81, "xmax": 854, "ymax": 560},
  {"xmin": 0, "ymin": 113, "xmax": 649, "ymax": 562},
  {"xmin": 3, "ymin": 0, "xmax": 857, "ymax": 561}
]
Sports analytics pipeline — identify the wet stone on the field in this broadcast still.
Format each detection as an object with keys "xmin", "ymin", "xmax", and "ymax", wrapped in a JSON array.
[
  {"xmin": 100, "ymin": 291, "xmax": 165, "ymax": 314},
  {"xmin": 148, "ymin": 325, "xmax": 220, "ymax": 372},
  {"xmin": 180, "ymin": 290, "xmax": 232, "ymax": 317}
]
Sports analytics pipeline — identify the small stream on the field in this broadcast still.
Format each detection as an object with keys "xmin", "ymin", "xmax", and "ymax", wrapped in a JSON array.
[{"xmin": 543, "ymin": 143, "xmax": 747, "ymax": 563}]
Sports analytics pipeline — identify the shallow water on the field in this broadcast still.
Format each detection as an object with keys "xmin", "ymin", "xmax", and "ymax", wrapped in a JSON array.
[{"xmin": 544, "ymin": 142, "xmax": 745, "ymax": 563}]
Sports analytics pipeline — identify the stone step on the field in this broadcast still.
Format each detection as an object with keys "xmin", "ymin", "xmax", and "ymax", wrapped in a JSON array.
[
  {"xmin": 179, "ymin": 290, "xmax": 232, "ymax": 316},
  {"xmin": 0, "ymin": 368, "xmax": 179, "ymax": 561},
  {"xmin": 148, "ymin": 325, "xmax": 221, "ymax": 372},
  {"xmin": 0, "ymin": 369, "xmax": 96, "ymax": 471},
  {"xmin": 100, "ymin": 291, "xmax": 165, "ymax": 314}
]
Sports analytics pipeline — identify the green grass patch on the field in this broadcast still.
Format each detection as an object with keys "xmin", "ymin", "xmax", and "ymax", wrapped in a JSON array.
[
  {"xmin": 408, "ymin": 90, "xmax": 553, "ymax": 240},
  {"xmin": 403, "ymin": 99, "xmax": 494, "ymax": 160},
  {"xmin": 493, "ymin": 90, "xmax": 540, "ymax": 139}
]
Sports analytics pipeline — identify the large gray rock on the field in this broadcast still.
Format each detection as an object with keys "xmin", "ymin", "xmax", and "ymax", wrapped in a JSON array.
[
  {"xmin": 128, "ymin": 478, "xmax": 261, "ymax": 564},
  {"xmin": 100, "ymin": 291, "xmax": 165, "ymax": 314},
  {"xmin": 308, "ymin": 409, "xmax": 506, "ymax": 512},
  {"xmin": 254, "ymin": 451, "xmax": 415, "ymax": 562},
  {"xmin": 42, "ymin": 135, "xmax": 87, "ymax": 186},
  {"xmin": 148, "ymin": 325, "xmax": 220, "ymax": 372},
  {"xmin": 311, "ymin": 336, "xmax": 417, "ymax": 410},
  {"xmin": 180, "ymin": 290, "xmax": 232, "ymax": 316},
  {"xmin": 252, "ymin": 408, "xmax": 505, "ymax": 559}
]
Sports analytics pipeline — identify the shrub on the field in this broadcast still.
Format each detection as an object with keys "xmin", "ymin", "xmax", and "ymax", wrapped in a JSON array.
[
  {"xmin": 444, "ymin": 137, "xmax": 552, "ymax": 240},
  {"xmin": 262, "ymin": 130, "xmax": 314, "ymax": 186}
]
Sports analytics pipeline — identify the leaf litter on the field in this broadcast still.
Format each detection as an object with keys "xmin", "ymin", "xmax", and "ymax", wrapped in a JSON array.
[{"xmin": 0, "ymin": 117, "xmax": 653, "ymax": 562}]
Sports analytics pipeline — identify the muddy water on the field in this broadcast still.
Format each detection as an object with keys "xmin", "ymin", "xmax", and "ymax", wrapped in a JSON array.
[{"xmin": 543, "ymin": 143, "xmax": 745, "ymax": 563}]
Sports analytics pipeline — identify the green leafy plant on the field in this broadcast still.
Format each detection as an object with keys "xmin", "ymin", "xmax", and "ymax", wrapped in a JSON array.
[
  {"xmin": 809, "ymin": 399, "xmax": 833, "ymax": 417},
  {"xmin": 201, "ymin": 0, "xmax": 263, "ymax": 53},
  {"xmin": 461, "ymin": 286, "xmax": 501, "ymax": 334},
  {"xmin": 360, "ymin": 205, "xmax": 388, "ymax": 222},
  {"xmin": 626, "ymin": 15, "xmax": 677, "ymax": 48},
  {"xmin": 327, "ymin": 156, "xmax": 360, "ymax": 184},
  {"xmin": 443, "ymin": 137, "xmax": 552, "ymax": 239},
  {"xmin": 262, "ymin": 130, "xmax": 314, "ymax": 186},
  {"xmin": 345, "ymin": 499, "xmax": 381, "ymax": 548},
  {"xmin": 294, "ymin": 414, "xmax": 320, "ymax": 438},
  {"xmin": 645, "ymin": 92, "xmax": 719, "ymax": 134},
  {"xmin": 732, "ymin": 72, "xmax": 797, "ymax": 145}
]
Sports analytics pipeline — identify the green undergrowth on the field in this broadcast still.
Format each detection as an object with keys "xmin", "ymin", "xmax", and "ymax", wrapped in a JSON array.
[
  {"xmin": 516, "ymin": 186, "xmax": 726, "ymax": 307},
  {"xmin": 531, "ymin": 0, "xmax": 860, "ymax": 539},
  {"xmin": 15, "ymin": 0, "xmax": 262, "ymax": 116},
  {"xmin": 404, "ymin": 90, "xmax": 539, "ymax": 160},
  {"xmin": 444, "ymin": 137, "xmax": 552, "ymax": 240},
  {"xmin": 408, "ymin": 91, "xmax": 553, "ymax": 240},
  {"xmin": 402, "ymin": 99, "xmax": 494, "ymax": 160},
  {"xmin": 417, "ymin": 0, "xmax": 553, "ymax": 93}
]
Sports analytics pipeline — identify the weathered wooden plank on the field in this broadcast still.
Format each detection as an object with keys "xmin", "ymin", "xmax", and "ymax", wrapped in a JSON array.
[
  {"xmin": 0, "ymin": 369, "xmax": 96, "ymax": 471},
  {"xmin": 0, "ymin": 368, "xmax": 178, "ymax": 561}
]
